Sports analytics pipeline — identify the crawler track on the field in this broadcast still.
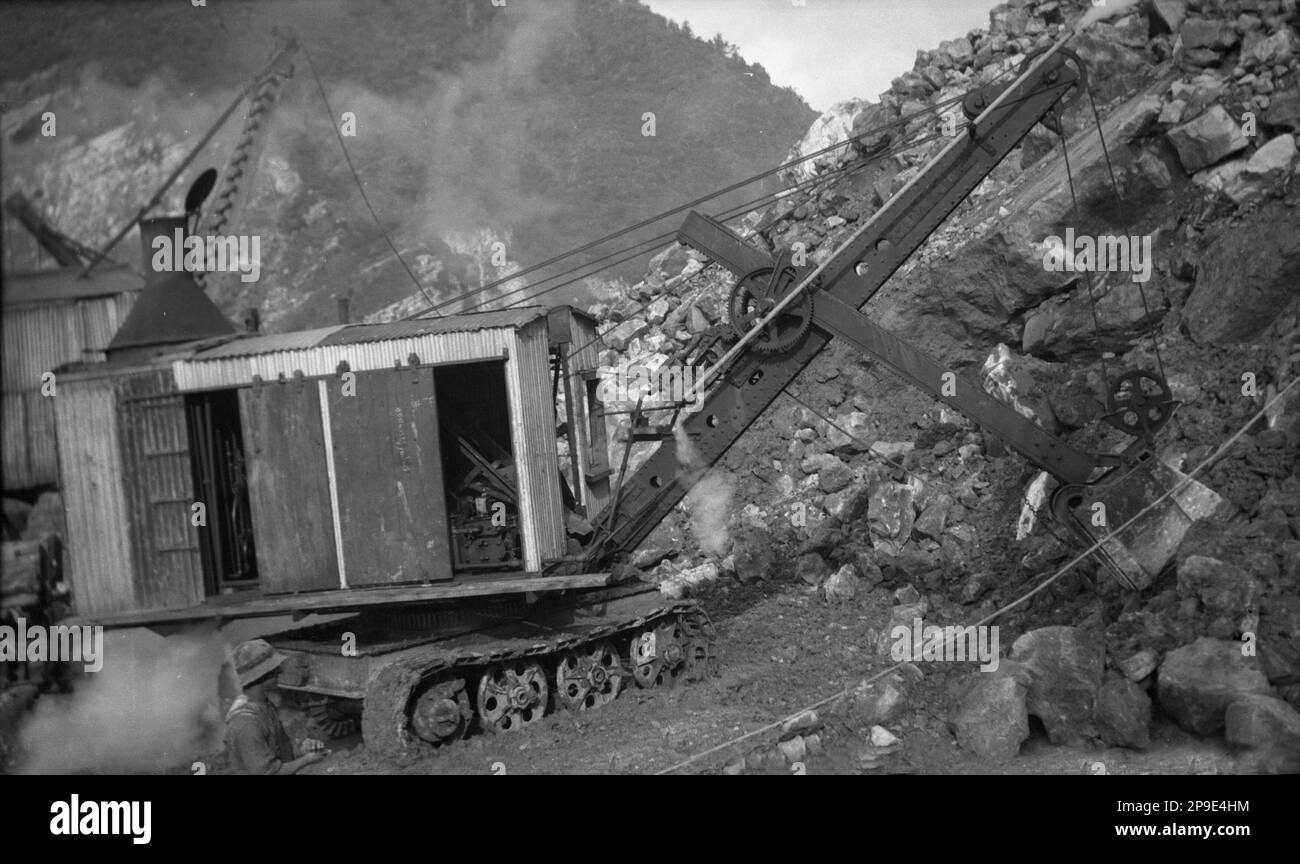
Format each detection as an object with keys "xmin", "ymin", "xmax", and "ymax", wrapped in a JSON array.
[{"xmin": 274, "ymin": 589, "xmax": 717, "ymax": 762}]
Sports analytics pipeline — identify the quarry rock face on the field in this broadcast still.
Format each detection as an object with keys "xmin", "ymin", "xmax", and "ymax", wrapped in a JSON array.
[{"xmin": 1182, "ymin": 201, "xmax": 1300, "ymax": 344}]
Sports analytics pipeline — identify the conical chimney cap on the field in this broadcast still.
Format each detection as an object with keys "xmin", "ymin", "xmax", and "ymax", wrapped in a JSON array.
[{"xmin": 107, "ymin": 216, "xmax": 236, "ymax": 355}]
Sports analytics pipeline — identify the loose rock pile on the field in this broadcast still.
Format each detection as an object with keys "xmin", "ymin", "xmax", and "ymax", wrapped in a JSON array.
[{"xmin": 580, "ymin": 0, "xmax": 1300, "ymax": 774}]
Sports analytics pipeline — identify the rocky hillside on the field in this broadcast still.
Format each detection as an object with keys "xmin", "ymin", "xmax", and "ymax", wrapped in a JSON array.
[
  {"xmin": 591, "ymin": 0, "xmax": 1300, "ymax": 772},
  {"xmin": 0, "ymin": 0, "xmax": 814, "ymax": 330}
]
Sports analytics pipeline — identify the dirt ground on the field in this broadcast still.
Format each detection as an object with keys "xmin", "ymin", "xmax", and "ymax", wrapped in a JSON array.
[{"xmin": 304, "ymin": 574, "xmax": 1241, "ymax": 776}]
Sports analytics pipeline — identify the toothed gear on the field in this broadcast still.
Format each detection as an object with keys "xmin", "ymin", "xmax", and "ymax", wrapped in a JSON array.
[{"xmin": 728, "ymin": 263, "xmax": 815, "ymax": 355}]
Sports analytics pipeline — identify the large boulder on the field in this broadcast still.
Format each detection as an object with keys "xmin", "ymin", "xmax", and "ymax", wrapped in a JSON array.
[
  {"xmin": 934, "ymin": 36, "xmax": 975, "ymax": 69},
  {"xmin": 1225, "ymin": 694, "xmax": 1300, "ymax": 773},
  {"xmin": 1193, "ymin": 134, "xmax": 1297, "ymax": 205},
  {"xmin": 1179, "ymin": 17, "xmax": 1239, "ymax": 50},
  {"xmin": 1022, "ymin": 276, "xmax": 1166, "ymax": 361},
  {"xmin": 1150, "ymin": 0, "xmax": 1187, "ymax": 35},
  {"xmin": 1265, "ymin": 87, "xmax": 1300, "ymax": 132},
  {"xmin": 1095, "ymin": 675, "xmax": 1152, "ymax": 749},
  {"xmin": 1176, "ymin": 555, "xmax": 1260, "ymax": 620},
  {"xmin": 817, "ymin": 456, "xmax": 854, "ymax": 494},
  {"xmin": 1011, "ymin": 626, "xmax": 1105, "ymax": 744},
  {"xmin": 1182, "ymin": 201, "xmax": 1300, "ymax": 344},
  {"xmin": 824, "ymin": 411, "xmax": 874, "ymax": 453},
  {"xmin": 1167, "ymin": 105, "xmax": 1249, "ymax": 173},
  {"xmin": 730, "ymin": 525, "xmax": 776, "ymax": 583},
  {"xmin": 948, "ymin": 666, "xmax": 1031, "ymax": 762},
  {"xmin": 823, "ymin": 563, "xmax": 862, "ymax": 603},
  {"xmin": 867, "ymin": 481, "xmax": 916, "ymax": 555},
  {"xmin": 1157, "ymin": 638, "xmax": 1272, "ymax": 735}
]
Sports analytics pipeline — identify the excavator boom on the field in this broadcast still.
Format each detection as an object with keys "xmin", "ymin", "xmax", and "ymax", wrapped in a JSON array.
[
  {"xmin": 587, "ymin": 45, "xmax": 1087, "ymax": 566},
  {"xmin": 587, "ymin": 43, "xmax": 1217, "ymax": 591}
]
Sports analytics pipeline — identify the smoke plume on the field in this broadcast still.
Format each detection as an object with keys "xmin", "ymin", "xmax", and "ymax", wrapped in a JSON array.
[
  {"xmin": 16, "ymin": 628, "xmax": 229, "ymax": 774},
  {"xmin": 674, "ymin": 421, "xmax": 736, "ymax": 558}
]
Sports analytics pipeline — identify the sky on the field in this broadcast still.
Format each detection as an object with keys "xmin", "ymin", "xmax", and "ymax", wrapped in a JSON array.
[{"xmin": 642, "ymin": 0, "xmax": 999, "ymax": 112}]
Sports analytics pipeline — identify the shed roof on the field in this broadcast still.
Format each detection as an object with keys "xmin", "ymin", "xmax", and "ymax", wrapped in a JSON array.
[
  {"xmin": 185, "ymin": 307, "xmax": 549, "ymax": 361},
  {"xmin": 318, "ymin": 307, "xmax": 547, "ymax": 347},
  {"xmin": 189, "ymin": 326, "xmax": 346, "ymax": 360},
  {"xmin": 2, "ymin": 264, "xmax": 143, "ymax": 306}
]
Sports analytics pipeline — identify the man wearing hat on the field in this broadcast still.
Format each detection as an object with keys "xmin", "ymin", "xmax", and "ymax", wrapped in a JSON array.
[{"xmin": 225, "ymin": 638, "xmax": 329, "ymax": 775}]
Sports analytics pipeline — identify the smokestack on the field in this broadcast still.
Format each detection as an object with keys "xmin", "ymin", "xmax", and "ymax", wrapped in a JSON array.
[
  {"xmin": 337, "ymin": 296, "xmax": 350, "ymax": 324},
  {"xmin": 107, "ymin": 216, "xmax": 237, "ymax": 357}
]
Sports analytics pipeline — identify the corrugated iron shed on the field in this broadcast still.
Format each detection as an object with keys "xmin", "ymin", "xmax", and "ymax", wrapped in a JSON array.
[
  {"xmin": 169, "ymin": 308, "xmax": 564, "ymax": 573},
  {"xmin": 2, "ymin": 266, "xmax": 142, "ymax": 488}
]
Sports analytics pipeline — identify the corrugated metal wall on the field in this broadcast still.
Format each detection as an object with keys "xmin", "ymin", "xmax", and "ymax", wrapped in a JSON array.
[
  {"xmin": 3, "ymin": 293, "xmax": 136, "ymax": 488},
  {"xmin": 509, "ymin": 319, "xmax": 565, "ymax": 569},
  {"xmin": 54, "ymin": 379, "xmax": 137, "ymax": 617}
]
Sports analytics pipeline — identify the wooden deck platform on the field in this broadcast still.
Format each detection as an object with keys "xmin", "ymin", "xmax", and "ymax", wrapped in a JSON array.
[{"xmin": 75, "ymin": 572, "xmax": 615, "ymax": 628}]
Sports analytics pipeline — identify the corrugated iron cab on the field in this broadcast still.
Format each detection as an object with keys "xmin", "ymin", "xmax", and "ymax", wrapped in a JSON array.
[{"xmin": 55, "ymin": 305, "xmax": 612, "ymax": 625}]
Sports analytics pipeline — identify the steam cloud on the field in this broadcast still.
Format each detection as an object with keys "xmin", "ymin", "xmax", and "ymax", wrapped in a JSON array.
[
  {"xmin": 16, "ymin": 628, "xmax": 229, "ymax": 774},
  {"xmin": 674, "ymin": 422, "xmax": 736, "ymax": 557},
  {"xmin": 3, "ymin": 0, "xmax": 582, "ymax": 314}
]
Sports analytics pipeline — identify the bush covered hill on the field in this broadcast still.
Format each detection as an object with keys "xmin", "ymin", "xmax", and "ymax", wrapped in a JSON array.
[{"xmin": 0, "ymin": 0, "xmax": 815, "ymax": 329}]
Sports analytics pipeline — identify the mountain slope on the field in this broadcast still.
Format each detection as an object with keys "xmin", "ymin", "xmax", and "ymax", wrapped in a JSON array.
[{"xmin": 0, "ymin": 0, "xmax": 815, "ymax": 329}]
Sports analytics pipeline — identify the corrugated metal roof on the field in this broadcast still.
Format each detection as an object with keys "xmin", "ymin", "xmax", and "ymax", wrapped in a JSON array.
[
  {"xmin": 2, "ymin": 264, "xmax": 143, "ymax": 306},
  {"xmin": 190, "ymin": 326, "xmax": 346, "ymax": 359},
  {"xmin": 318, "ymin": 307, "xmax": 547, "ymax": 346}
]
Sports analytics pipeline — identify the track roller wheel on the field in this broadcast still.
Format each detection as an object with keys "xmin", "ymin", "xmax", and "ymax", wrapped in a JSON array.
[
  {"xmin": 556, "ymin": 641, "xmax": 624, "ymax": 711},
  {"xmin": 411, "ymin": 678, "xmax": 473, "ymax": 745},
  {"xmin": 629, "ymin": 619, "xmax": 688, "ymax": 689},
  {"xmin": 362, "ymin": 660, "xmax": 467, "ymax": 763},
  {"xmin": 678, "ymin": 609, "xmax": 719, "ymax": 682},
  {"xmin": 476, "ymin": 660, "xmax": 549, "ymax": 733}
]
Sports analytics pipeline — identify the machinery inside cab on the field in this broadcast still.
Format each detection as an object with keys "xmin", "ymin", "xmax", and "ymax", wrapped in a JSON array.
[{"xmin": 54, "ymin": 302, "xmax": 611, "ymax": 620}]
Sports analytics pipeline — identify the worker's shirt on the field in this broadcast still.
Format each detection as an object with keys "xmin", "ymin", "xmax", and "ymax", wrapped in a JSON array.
[{"xmin": 224, "ymin": 694, "xmax": 295, "ymax": 774}]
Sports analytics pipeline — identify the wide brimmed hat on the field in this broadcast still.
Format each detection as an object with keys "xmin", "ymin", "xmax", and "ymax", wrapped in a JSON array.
[{"xmin": 233, "ymin": 638, "xmax": 287, "ymax": 688}]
